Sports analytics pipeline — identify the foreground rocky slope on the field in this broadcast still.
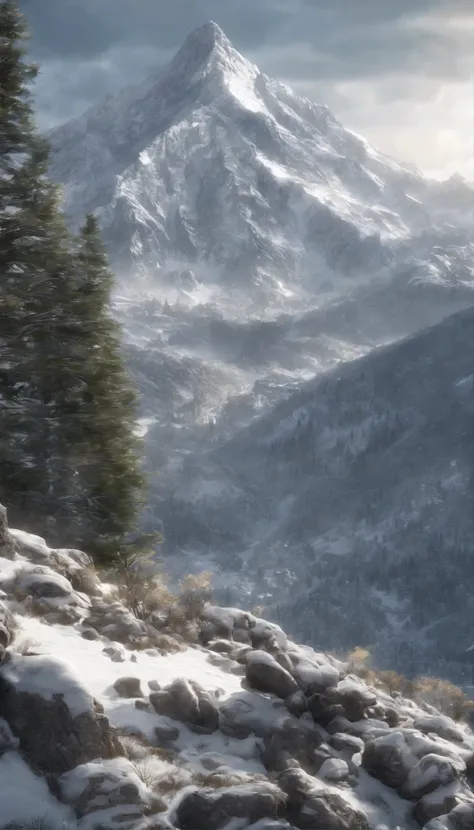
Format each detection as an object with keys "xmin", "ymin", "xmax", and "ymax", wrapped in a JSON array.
[{"xmin": 0, "ymin": 505, "xmax": 473, "ymax": 829}]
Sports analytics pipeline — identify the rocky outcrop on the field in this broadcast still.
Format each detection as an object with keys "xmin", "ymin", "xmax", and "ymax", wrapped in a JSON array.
[
  {"xmin": 173, "ymin": 782, "xmax": 287, "ymax": 829},
  {"xmin": 0, "ymin": 504, "xmax": 17, "ymax": 560},
  {"xmin": 246, "ymin": 650, "xmax": 299, "ymax": 699},
  {"xmin": 113, "ymin": 676, "xmax": 145, "ymax": 698},
  {"xmin": 149, "ymin": 678, "xmax": 219, "ymax": 733},
  {"xmin": 0, "ymin": 509, "xmax": 472, "ymax": 829},
  {"xmin": 0, "ymin": 652, "xmax": 121, "ymax": 774},
  {"xmin": 361, "ymin": 730, "xmax": 417, "ymax": 788},
  {"xmin": 58, "ymin": 757, "xmax": 165, "ymax": 817}
]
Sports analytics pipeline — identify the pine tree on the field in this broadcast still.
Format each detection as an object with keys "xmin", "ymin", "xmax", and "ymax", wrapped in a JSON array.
[
  {"xmin": 0, "ymin": 2, "xmax": 145, "ymax": 558},
  {"xmin": 0, "ymin": 0, "xmax": 74, "ymax": 521},
  {"xmin": 64, "ymin": 214, "xmax": 145, "ymax": 559}
]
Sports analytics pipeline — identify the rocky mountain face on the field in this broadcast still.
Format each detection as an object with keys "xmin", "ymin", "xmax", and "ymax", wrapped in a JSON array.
[
  {"xmin": 47, "ymin": 23, "xmax": 474, "ymax": 683},
  {"xmin": 0, "ymin": 506, "xmax": 474, "ymax": 829}
]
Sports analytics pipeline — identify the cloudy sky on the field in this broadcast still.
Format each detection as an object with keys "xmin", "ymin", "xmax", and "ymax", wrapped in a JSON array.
[{"xmin": 20, "ymin": 0, "xmax": 473, "ymax": 180}]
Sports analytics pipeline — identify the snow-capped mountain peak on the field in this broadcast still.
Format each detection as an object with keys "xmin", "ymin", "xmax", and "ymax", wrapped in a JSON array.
[
  {"xmin": 168, "ymin": 20, "xmax": 243, "ymax": 75},
  {"xmin": 48, "ymin": 21, "xmax": 474, "ymax": 307},
  {"xmin": 161, "ymin": 20, "xmax": 263, "ymax": 115}
]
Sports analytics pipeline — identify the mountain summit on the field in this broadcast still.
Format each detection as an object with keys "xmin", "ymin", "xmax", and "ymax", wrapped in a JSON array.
[
  {"xmin": 169, "ymin": 20, "xmax": 239, "ymax": 70},
  {"xmin": 48, "ymin": 22, "xmax": 472, "ymax": 303}
]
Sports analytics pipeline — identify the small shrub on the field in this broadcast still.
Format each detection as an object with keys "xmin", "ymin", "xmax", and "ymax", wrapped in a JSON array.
[
  {"xmin": 1, "ymin": 820, "xmax": 73, "ymax": 830},
  {"xmin": 178, "ymin": 571, "xmax": 212, "ymax": 619},
  {"xmin": 0, "ymin": 608, "xmax": 19, "ymax": 644},
  {"xmin": 113, "ymin": 551, "xmax": 175, "ymax": 621},
  {"xmin": 111, "ymin": 550, "xmax": 213, "ymax": 644},
  {"xmin": 192, "ymin": 770, "xmax": 267, "ymax": 789},
  {"xmin": 412, "ymin": 676, "xmax": 474, "ymax": 721},
  {"xmin": 377, "ymin": 670, "xmax": 408, "ymax": 696},
  {"xmin": 69, "ymin": 565, "xmax": 99, "ymax": 595},
  {"xmin": 347, "ymin": 646, "xmax": 371, "ymax": 670},
  {"xmin": 15, "ymin": 637, "xmax": 42, "ymax": 656}
]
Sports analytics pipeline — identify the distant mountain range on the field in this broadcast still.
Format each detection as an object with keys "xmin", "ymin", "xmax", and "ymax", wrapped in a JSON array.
[{"xmin": 48, "ymin": 22, "xmax": 474, "ymax": 682}]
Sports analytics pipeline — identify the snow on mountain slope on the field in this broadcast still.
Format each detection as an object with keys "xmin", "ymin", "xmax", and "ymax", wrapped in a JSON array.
[
  {"xmin": 0, "ymin": 509, "xmax": 473, "ymax": 828},
  {"xmin": 152, "ymin": 306, "xmax": 474, "ymax": 683},
  {"xmin": 48, "ymin": 22, "xmax": 473, "ymax": 305}
]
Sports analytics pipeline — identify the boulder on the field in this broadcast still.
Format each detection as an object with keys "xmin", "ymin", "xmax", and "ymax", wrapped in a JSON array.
[
  {"xmin": 285, "ymin": 691, "xmax": 307, "ymax": 719},
  {"xmin": 246, "ymin": 651, "xmax": 299, "ymax": 700},
  {"xmin": 403, "ymin": 753, "xmax": 462, "ymax": 800},
  {"xmin": 291, "ymin": 789, "xmax": 369, "ymax": 830},
  {"xmin": 154, "ymin": 721, "xmax": 180, "ymax": 745},
  {"xmin": 329, "ymin": 733, "xmax": 364, "ymax": 760},
  {"xmin": 81, "ymin": 627, "xmax": 100, "ymax": 641},
  {"xmin": 0, "ymin": 504, "xmax": 17, "ymax": 559},
  {"xmin": 113, "ymin": 677, "xmax": 144, "ymax": 698},
  {"xmin": 87, "ymin": 598, "xmax": 148, "ymax": 644},
  {"xmin": 361, "ymin": 731, "xmax": 417, "ymax": 788},
  {"xmin": 414, "ymin": 782, "xmax": 469, "ymax": 826},
  {"xmin": 319, "ymin": 757, "xmax": 352, "ymax": 783},
  {"xmin": 0, "ymin": 652, "xmax": 121, "ymax": 773},
  {"xmin": 307, "ymin": 692, "xmax": 343, "ymax": 725},
  {"xmin": 219, "ymin": 694, "xmax": 269, "ymax": 739},
  {"xmin": 331, "ymin": 676, "xmax": 377, "ymax": 722},
  {"xmin": 446, "ymin": 801, "xmax": 474, "ymax": 830},
  {"xmin": 103, "ymin": 644, "xmax": 128, "ymax": 663},
  {"xmin": 290, "ymin": 655, "xmax": 340, "ymax": 696},
  {"xmin": 413, "ymin": 715, "xmax": 466, "ymax": 744},
  {"xmin": 58, "ymin": 757, "xmax": 164, "ymax": 817},
  {"xmin": 149, "ymin": 678, "xmax": 219, "ymax": 733},
  {"xmin": 173, "ymin": 782, "xmax": 287, "ymax": 829},
  {"xmin": 262, "ymin": 717, "xmax": 322, "ymax": 774},
  {"xmin": 277, "ymin": 766, "xmax": 368, "ymax": 829}
]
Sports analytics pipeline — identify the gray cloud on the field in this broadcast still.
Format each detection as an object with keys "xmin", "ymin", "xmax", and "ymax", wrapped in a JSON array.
[{"xmin": 18, "ymin": 0, "xmax": 474, "ymax": 178}]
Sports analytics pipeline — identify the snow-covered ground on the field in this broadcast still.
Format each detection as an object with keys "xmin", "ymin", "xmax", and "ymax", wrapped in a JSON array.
[{"xmin": 0, "ymin": 515, "xmax": 473, "ymax": 829}]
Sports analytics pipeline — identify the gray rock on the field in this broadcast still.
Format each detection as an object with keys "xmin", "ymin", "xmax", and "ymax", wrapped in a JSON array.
[
  {"xmin": 319, "ymin": 757, "xmax": 351, "ymax": 783},
  {"xmin": 154, "ymin": 722, "xmax": 180, "ymax": 744},
  {"xmin": 149, "ymin": 678, "xmax": 219, "ymax": 733},
  {"xmin": 413, "ymin": 715, "xmax": 465, "ymax": 744},
  {"xmin": 0, "ymin": 654, "xmax": 121, "ymax": 773},
  {"xmin": 277, "ymin": 765, "xmax": 369, "ymax": 828},
  {"xmin": 103, "ymin": 644, "xmax": 127, "ymax": 663},
  {"xmin": 81, "ymin": 627, "xmax": 100, "ymax": 641},
  {"xmin": 246, "ymin": 651, "xmax": 299, "ymax": 700},
  {"xmin": 414, "ymin": 783, "xmax": 468, "ymax": 826},
  {"xmin": 262, "ymin": 717, "xmax": 322, "ymax": 774},
  {"xmin": 403, "ymin": 753, "xmax": 461, "ymax": 800},
  {"xmin": 330, "ymin": 676, "xmax": 377, "ymax": 722},
  {"xmin": 174, "ymin": 781, "xmax": 287, "ymax": 829},
  {"xmin": 329, "ymin": 733, "xmax": 365, "ymax": 759},
  {"xmin": 113, "ymin": 677, "xmax": 144, "ymax": 698},
  {"xmin": 446, "ymin": 801, "xmax": 474, "ymax": 830},
  {"xmin": 0, "ymin": 504, "xmax": 17, "ymax": 560},
  {"xmin": 58, "ymin": 757, "xmax": 164, "ymax": 817},
  {"xmin": 361, "ymin": 731, "xmax": 416, "ymax": 789}
]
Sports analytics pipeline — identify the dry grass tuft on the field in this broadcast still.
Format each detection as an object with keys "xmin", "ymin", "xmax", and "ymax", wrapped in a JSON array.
[
  {"xmin": 69, "ymin": 564, "xmax": 100, "ymax": 596},
  {"xmin": 412, "ymin": 676, "xmax": 474, "ymax": 722}
]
